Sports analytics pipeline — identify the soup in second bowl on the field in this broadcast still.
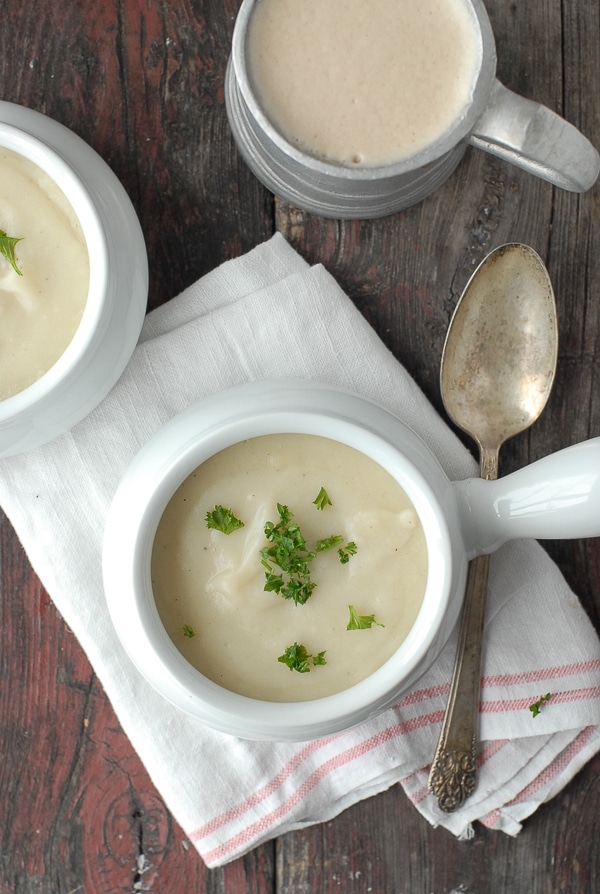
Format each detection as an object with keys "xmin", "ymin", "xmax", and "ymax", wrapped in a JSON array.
[{"xmin": 0, "ymin": 146, "xmax": 90, "ymax": 400}]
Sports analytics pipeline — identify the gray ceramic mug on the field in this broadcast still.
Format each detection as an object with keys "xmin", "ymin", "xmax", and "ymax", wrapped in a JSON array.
[{"xmin": 225, "ymin": 0, "xmax": 600, "ymax": 219}]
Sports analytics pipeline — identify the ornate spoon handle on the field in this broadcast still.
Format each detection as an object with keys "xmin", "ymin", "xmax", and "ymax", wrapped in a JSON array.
[{"xmin": 427, "ymin": 552, "xmax": 490, "ymax": 812}]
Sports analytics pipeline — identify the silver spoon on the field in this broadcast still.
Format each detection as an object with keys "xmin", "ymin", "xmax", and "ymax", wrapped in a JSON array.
[{"xmin": 428, "ymin": 243, "xmax": 558, "ymax": 812}]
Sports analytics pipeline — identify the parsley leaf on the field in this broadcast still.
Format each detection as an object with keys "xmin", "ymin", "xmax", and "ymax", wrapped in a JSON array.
[
  {"xmin": 347, "ymin": 604, "xmax": 384, "ymax": 630},
  {"xmin": 313, "ymin": 486, "xmax": 332, "ymax": 510},
  {"xmin": 316, "ymin": 534, "xmax": 344, "ymax": 552},
  {"xmin": 205, "ymin": 505, "xmax": 245, "ymax": 534},
  {"xmin": 529, "ymin": 692, "xmax": 552, "ymax": 717},
  {"xmin": 0, "ymin": 229, "xmax": 23, "ymax": 276},
  {"xmin": 338, "ymin": 541, "xmax": 357, "ymax": 564},
  {"xmin": 182, "ymin": 624, "xmax": 195, "ymax": 638},
  {"xmin": 278, "ymin": 642, "xmax": 327, "ymax": 673}
]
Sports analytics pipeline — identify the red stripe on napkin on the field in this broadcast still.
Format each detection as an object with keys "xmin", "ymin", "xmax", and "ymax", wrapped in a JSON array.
[
  {"xmin": 481, "ymin": 686, "xmax": 600, "ymax": 713},
  {"xmin": 193, "ymin": 710, "xmax": 445, "ymax": 862},
  {"xmin": 482, "ymin": 659, "xmax": 600, "ymax": 688}
]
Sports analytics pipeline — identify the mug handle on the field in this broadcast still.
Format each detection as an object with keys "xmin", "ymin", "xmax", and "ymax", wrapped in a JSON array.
[{"xmin": 468, "ymin": 79, "xmax": 600, "ymax": 192}]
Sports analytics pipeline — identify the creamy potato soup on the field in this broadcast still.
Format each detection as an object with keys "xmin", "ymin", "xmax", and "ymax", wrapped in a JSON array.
[
  {"xmin": 246, "ymin": 0, "xmax": 481, "ymax": 167},
  {"xmin": 0, "ymin": 147, "xmax": 90, "ymax": 400},
  {"xmin": 152, "ymin": 434, "xmax": 428, "ymax": 701}
]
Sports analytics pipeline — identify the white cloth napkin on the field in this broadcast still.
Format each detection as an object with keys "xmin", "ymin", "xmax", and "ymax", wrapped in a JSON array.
[{"xmin": 1, "ymin": 234, "xmax": 599, "ymax": 867}]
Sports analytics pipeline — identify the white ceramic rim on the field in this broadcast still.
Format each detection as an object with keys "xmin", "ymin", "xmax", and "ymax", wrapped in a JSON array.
[
  {"xmin": 0, "ymin": 122, "xmax": 109, "ymax": 419},
  {"xmin": 232, "ymin": 0, "xmax": 497, "ymax": 178},
  {"xmin": 103, "ymin": 382, "xmax": 456, "ymax": 740}
]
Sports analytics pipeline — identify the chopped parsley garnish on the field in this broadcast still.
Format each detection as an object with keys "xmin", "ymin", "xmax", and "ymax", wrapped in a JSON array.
[
  {"xmin": 207, "ymin": 492, "xmax": 365, "ymax": 681},
  {"xmin": 261, "ymin": 504, "xmax": 316, "ymax": 605},
  {"xmin": 205, "ymin": 505, "xmax": 245, "ymax": 534},
  {"xmin": 316, "ymin": 537, "xmax": 357, "ymax": 564},
  {"xmin": 182, "ymin": 624, "xmax": 195, "ymax": 638},
  {"xmin": 313, "ymin": 486, "xmax": 332, "ymax": 510},
  {"xmin": 529, "ymin": 692, "xmax": 552, "ymax": 717},
  {"xmin": 346, "ymin": 604, "xmax": 384, "ymax": 630},
  {"xmin": 261, "ymin": 502, "xmax": 357, "ymax": 605},
  {"xmin": 0, "ymin": 229, "xmax": 23, "ymax": 276},
  {"xmin": 278, "ymin": 642, "xmax": 327, "ymax": 673}
]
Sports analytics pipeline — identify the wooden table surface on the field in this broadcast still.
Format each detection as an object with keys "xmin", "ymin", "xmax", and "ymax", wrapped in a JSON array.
[{"xmin": 1, "ymin": 1, "xmax": 599, "ymax": 891}]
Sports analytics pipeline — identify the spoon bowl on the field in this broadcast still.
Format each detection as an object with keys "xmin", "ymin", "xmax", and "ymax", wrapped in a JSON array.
[{"xmin": 440, "ymin": 243, "xmax": 558, "ymax": 476}]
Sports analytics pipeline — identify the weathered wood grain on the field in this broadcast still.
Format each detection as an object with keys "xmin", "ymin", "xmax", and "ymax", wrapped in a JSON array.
[{"xmin": 0, "ymin": 0, "xmax": 599, "ymax": 891}]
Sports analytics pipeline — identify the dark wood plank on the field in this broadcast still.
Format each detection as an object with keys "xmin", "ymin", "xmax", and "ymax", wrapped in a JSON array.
[{"xmin": 0, "ymin": 0, "xmax": 599, "ymax": 891}]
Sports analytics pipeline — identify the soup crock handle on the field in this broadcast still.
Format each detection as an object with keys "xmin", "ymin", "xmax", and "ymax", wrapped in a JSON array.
[
  {"xmin": 453, "ymin": 437, "xmax": 600, "ymax": 557},
  {"xmin": 468, "ymin": 80, "xmax": 600, "ymax": 193}
]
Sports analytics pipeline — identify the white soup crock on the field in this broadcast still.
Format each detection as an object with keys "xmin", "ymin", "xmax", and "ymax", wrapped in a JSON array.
[{"xmin": 102, "ymin": 381, "xmax": 600, "ymax": 741}]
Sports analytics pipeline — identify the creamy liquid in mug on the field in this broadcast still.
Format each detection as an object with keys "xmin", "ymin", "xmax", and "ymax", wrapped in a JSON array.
[
  {"xmin": 247, "ymin": 0, "xmax": 482, "ymax": 166},
  {"xmin": 0, "ymin": 147, "xmax": 90, "ymax": 400},
  {"xmin": 152, "ymin": 434, "xmax": 428, "ymax": 702}
]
